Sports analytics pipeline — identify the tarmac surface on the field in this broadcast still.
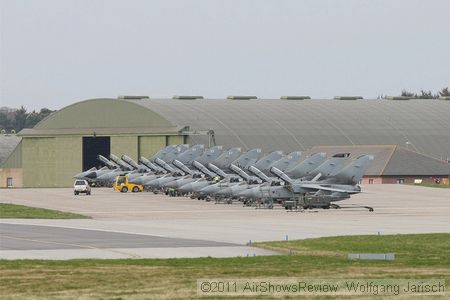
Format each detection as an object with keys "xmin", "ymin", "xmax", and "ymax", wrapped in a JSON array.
[
  {"xmin": 1, "ymin": 184, "xmax": 449, "ymax": 259},
  {"xmin": 0, "ymin": 223, "xmax": 236, "ymax": 250}
]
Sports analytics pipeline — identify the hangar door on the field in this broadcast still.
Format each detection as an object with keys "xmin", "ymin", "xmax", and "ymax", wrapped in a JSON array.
[{"xmin": 82, "ymin": 137, "xmax": 110, "ymax": 171}]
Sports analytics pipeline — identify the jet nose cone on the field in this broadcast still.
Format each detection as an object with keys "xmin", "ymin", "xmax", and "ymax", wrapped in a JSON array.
[{"xmin": 74, "ymin": 172, "xmax": 85, "ymax": 179}]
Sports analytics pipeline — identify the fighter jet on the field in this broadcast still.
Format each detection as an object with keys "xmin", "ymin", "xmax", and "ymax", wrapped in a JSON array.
[
  {"xmin": 213, "ymin": 164, "xmax": 261, "ymax": 201},
  {"xmin": 162, "ymin": 146, "xmax": 224, "ymax": 191},
  {"xmin": 215, "ymin": 151, "xmax": 295, "ymax": 201},
  {"xmin": 129, "ymin": 144, "xmax": 190, "ymax": 187},
  {"xmin": 237, "ymin": 152, "xmax": 339, "ymax": 206},
  {"xmin": 247, "ymin": 151, "xmax": 301, "ymax": 184},
  {"xmin": 119, "ymin": 155, "xmax": 152, "ymax": 181},
  {"xmin": 73, "ymin": 154, "xmax": 119, "ymax": 184},
  {"xmin": 195, "ymin": 148, "xmax": 262, "ymax": 199},
  {"xmin": 155, "ymin": 144, "xmax": 190, "ymax": 165},
  {"xmin": 150, "ymin": 144, "xmax": 181, "ymax": 162},
  {"xmin": 284, "ymin": 152, "xmax": 327, "ymax": 178},
  {"xmin": 95, "ymin": 153, "xmax": 135, "ymax": 186},
  {"xmin": 178, "ymin": 147, "xmax": 243, "ymax": 196},
  {"xmin": 145, "ymin": 145, "xmax": 205, "ymax": 191},
  {"xmin": 73, "ymin": 166, "xmax": 112, "ymax": 184},
  {"xmin": 270, "ymin": 154, "xmax": 374, "ymax": 209},
  {"xmin": 128, "ymin": 146, "xmax": 182, "ymax": 185},
  {"xmin": 235, "ymin": 151, "xmax": 324, "ymax": 199}
]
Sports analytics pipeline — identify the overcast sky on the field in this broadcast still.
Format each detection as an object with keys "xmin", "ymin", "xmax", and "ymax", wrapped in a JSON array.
[{"xmin": 1, "ymin": 0, "xmax": 449, "ymax": 110}]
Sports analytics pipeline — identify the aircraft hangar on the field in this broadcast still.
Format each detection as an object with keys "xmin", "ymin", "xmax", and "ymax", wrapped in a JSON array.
[{"xmin": 1, "ymin": 96, "xmax": 450, "ymax": 187}]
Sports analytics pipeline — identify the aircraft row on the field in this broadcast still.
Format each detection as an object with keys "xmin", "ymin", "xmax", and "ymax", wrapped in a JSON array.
[{"xmin": 74, "ymin": 144, "xmax": 374, "ymax": 210}]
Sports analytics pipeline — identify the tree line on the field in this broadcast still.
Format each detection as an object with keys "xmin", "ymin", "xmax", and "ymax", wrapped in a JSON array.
[
  {"xmin": 398, "ymin": 87, "xmax": 449, "ymax": 99},
  {"xmin": 0, "ymin": 106, "xmax": 55, "ymax": 133}
]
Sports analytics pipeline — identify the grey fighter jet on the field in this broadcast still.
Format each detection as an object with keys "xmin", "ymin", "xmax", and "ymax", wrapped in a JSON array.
[
  {"xmin": 284, "ymin": 152, "xmax": 327, "ymax": 178},
  {"xmin": 95, "ymin": 153, "xmax": 136, "ymax": 186},
  {"xmin": 178, "ymin": 147, "xmax": 243, "ymax": 195},
  {"xmin": 163, "ymin": 146, "xmax": 224, "ymax": 191},
  {"xmin": 247, "ymin": 151, "xmax": 301, "ymax": 184},
  {"xmin": 73, "ymin": 154, "xmax": 120, "ymax": 184},
  {"xmin": 215, "ymin": 151, "xmax": 295, "ymax": 201},
  {"xmin": 145, "ymin": 145, "xmax": 205, "ymax": 190},
  {"xmin": 196, "ymin": 149, "xmax": 262, "ymax": 199},
  {"xmin": 131, "ymin": 144, "xmax": 189, "ymax": 187},
  {"xmin": 271, "ymin": 154, "xmax": 374, "ymax": 209},
  {"xmin": 238, "ymin": 152, "xmax": 338, "ymax": 206}
]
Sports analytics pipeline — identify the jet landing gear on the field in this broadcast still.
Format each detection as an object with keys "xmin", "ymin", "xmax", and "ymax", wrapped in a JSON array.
[{"xmin": 283, "ymin": 195, "xmax": 375, "ymax": 212}]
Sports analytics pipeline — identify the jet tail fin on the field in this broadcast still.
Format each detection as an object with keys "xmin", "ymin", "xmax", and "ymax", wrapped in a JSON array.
[{"xmin": 333, "ymin": 155, "xmax": 374, "ymax": 184}]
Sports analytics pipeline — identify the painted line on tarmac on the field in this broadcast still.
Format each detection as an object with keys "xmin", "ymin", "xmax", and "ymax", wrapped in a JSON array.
[
  {"xmin": 0, "ymin": 221, "xmax": 168, "ymax": 238},
  {"xmin": 1, "ymin": 235, "xmax": 142, "ymax": 258},
  {"xmin": 75, "ymin": 210, "xmax": 258, "ymax": 213}
]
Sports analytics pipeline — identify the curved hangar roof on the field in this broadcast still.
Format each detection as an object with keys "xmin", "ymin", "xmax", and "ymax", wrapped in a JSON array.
[{"xmin": 21, "ymin": 98, "xmax": 450, "ymax": 160}]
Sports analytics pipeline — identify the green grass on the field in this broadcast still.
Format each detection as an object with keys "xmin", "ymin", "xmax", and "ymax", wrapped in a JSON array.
[
  {"xmin": 256, "ymin": 233, "xmax": 450, "ymax": 267},
  {"xmin": 0, "ymin": 203, "xmax": 90, "ymax": 219},
  {"xmin": 0, "ymin": 234, "xmax": 449, "ymax": 299},
  {"xmin": 412, "ymin": 182, "xmax": 450, "ymax": 188}
]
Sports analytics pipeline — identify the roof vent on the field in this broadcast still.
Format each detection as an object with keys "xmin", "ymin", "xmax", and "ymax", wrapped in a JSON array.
[
  {"xmin": 280, "ymin": 96, "xmax": 311, "ymax": 100},
  {"xmin": 227, "ymin": 96, "xmax": 257, "ymax": 100},
  {"xmin": 334, "ymin": 96, "xmax": 363, "ymax": 100},
  {"xmin": 385, "ymin": 96, "xmax": 410, "ymax": 100},
  {"xmin": 172, "ymin": 96, "xmax": 204, "ymax": 100},
  {"xmin": 117, "ymin": 95, "xmax": 150, "ymax": 100}
]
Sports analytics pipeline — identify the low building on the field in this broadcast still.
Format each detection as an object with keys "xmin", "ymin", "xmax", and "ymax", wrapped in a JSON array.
[
  {"xmin": 303, "ymin": 145, "xmax": 450, "ymax": 184},
  {"xmin": 0, "ymin": 134, "xmax": 22, "ymax": 188}
]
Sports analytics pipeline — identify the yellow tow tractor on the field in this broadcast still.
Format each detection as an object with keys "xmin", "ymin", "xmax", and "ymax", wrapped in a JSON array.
[{"xmin": 113, "ymin": 175, "xmax": 144, "ymax": 193}]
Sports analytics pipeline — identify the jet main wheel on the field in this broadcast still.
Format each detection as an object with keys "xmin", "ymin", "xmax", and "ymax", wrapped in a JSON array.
[
  {"xmin": 121, "ymin": 187, "xmax": 128, "ymax": 193},
  {"xmin": 132, "ymin": 186, "xmax": 139, "ymax": 193},
  {"xmin": 74, "ymin": 191, "xmax": 78, "ymax": 195},
  {"xmin": 86, "ymin": 191, "xmax": 91, "ymax": 195}
]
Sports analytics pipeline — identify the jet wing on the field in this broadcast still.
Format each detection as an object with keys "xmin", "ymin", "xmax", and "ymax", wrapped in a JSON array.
[{"xmin": 298, "ymin": 183, "xmax": 355, "ymax": 193}]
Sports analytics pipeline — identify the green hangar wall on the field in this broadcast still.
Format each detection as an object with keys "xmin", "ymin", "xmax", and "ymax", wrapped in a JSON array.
[{"xmin": 16, "ymin": 99, "xmax": 185, "ymax": 187}]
